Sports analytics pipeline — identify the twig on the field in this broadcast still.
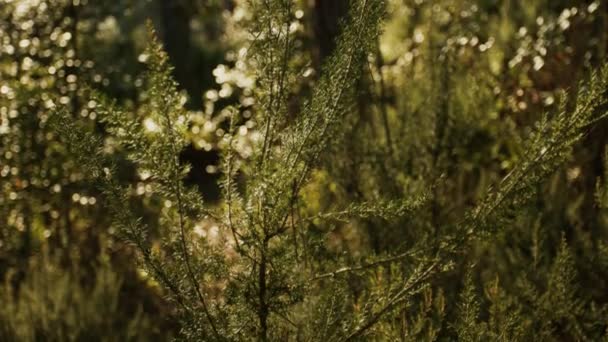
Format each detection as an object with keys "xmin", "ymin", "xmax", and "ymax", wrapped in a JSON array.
[
  {"xmin": 311, "ymin": 248, "xmax": 424, "ymax": 280},
  {"xmin": 343, "ymin": 260, "xmax": 440, "ymax": 341}
]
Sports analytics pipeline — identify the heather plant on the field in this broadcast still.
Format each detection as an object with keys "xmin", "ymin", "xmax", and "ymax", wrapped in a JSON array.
[
  {"xmin": 0, "ymin": 251, "xmax": 161, "ymax": 341},
  {"xmin": 44, "ymin": 0, "xmax": 608, "ymax": 340}
]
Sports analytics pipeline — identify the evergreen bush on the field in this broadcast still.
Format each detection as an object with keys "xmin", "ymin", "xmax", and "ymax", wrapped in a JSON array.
[{"xmin": 36, "ymin": 0, "xmax": 608, "ymax": 340}]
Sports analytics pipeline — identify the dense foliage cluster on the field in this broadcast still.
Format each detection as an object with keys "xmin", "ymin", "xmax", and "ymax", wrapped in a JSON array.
[{"xmin": 2, "ymin": 0, "xmax": 608, "ymax": 340}]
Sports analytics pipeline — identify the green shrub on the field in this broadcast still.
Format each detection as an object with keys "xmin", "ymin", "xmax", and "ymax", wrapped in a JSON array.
[{"xmin": 0, "ymin": 253, "xmax": 163, "ymax": 342}]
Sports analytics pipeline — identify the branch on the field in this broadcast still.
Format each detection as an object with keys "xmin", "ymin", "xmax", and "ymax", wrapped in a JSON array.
[
  {"xmin": 343, "ymin": 260, "xmax": 441, "ymax": 341},
  {"xmin": 311, "ymin": 248, "xmax": 424, "ymax": 281},
  {"xmin": 160, "ymin": 93, "xmax": 221, "ymax": 338}
]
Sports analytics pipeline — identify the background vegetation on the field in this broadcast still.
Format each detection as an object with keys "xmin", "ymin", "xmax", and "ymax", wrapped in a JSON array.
[{"xmin": 1, "ymin": 0, "xmax": 608, "ymax": 340}]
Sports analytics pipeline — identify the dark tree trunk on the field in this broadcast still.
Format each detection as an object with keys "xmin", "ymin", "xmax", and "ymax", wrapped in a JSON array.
[
  {"xmin": 159, "ymin": 0, "xmax": 202, "ymax": 109},
  {"xmin": 312, "ymin": 0, "xmax": 349, "ymax": 66}
]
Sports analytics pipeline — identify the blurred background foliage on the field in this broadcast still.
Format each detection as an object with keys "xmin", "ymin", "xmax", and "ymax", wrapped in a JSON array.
[{"xmin": 1, "ymin": 0, "xmax": 608, "ymax": 339}]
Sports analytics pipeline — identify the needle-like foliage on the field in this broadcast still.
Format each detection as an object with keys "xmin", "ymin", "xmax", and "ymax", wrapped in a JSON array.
[{"xmin": 49, "ymin": 0, "xmax": 608, "ymax": 340}]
